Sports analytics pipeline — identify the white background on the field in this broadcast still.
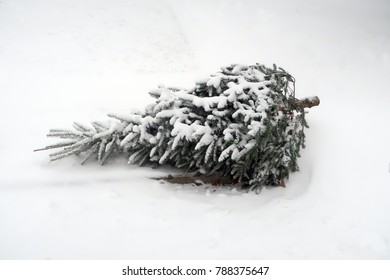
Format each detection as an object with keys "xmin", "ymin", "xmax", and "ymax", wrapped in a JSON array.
[{"xmin": 1, "ymin": 260, "xmax": 390, "ymax": 280}]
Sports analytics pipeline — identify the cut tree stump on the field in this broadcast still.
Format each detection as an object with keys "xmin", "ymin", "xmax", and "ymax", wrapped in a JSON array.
[{"xmin": 295, "ymin": 96, "xmax": 320, "ymax": 109}]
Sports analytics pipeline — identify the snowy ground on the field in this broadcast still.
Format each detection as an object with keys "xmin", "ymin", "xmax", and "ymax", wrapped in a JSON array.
[{"xmin": 0, "ymin": 0, "xmax": 389, "ymax": 259}]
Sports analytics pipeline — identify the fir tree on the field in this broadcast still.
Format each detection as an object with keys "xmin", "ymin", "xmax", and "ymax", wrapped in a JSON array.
[{"xmin": 35, "ymin": 63, "xmax": 319, "ymax": 191}]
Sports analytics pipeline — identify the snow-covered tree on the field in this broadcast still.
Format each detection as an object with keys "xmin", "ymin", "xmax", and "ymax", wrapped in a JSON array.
[{"xmin": 35, "ymin": 64, "xmax": 319, "ymax": 191}]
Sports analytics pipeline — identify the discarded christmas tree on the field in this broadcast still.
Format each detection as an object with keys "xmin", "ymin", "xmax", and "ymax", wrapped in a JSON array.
[{"xmin": 35, "ymin": 64, "xmax": 319, "ymax": 191}]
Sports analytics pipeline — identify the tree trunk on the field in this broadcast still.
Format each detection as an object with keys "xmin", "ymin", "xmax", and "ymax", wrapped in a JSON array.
[{"xmin": 295, "ymin": 96, "xmax": 320, "ymax": 109}]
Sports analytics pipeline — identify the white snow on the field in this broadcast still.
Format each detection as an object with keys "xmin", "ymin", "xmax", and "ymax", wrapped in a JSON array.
[
  {"xmin": 206, "ymin": 75, "xmax": 221, "ymax": 89},
  {"xmin": 1, "ymin": 0, "xmax": 390, "ymax": 259}
]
